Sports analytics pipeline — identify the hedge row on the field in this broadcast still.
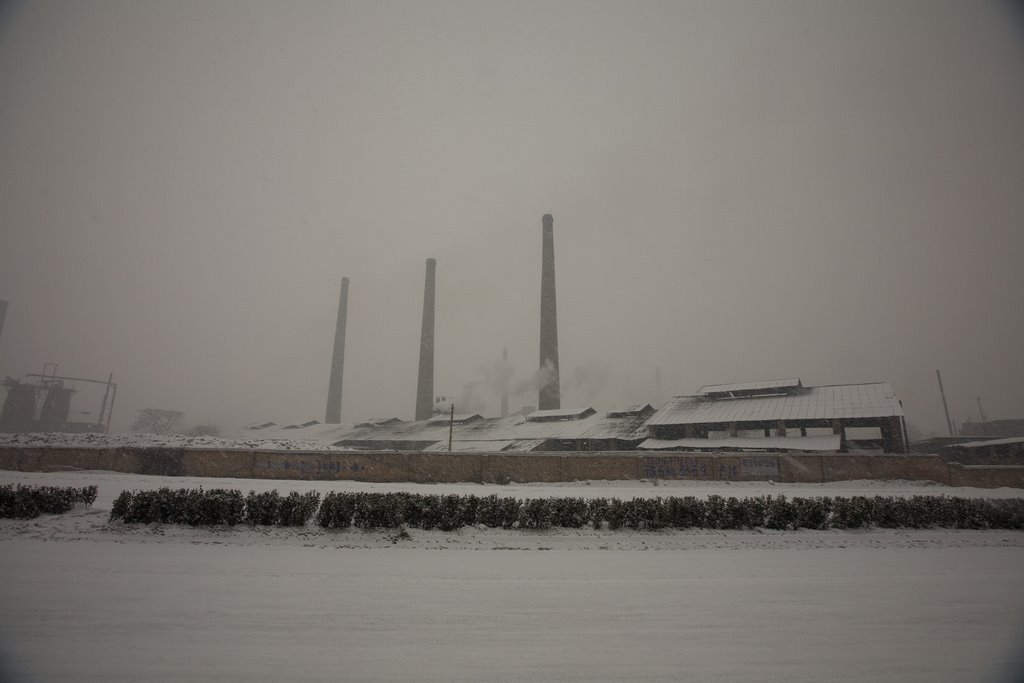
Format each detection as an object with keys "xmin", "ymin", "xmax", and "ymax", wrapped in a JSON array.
[
  {"xmin": 104, "ymin": 489, "xmax": 1024, "ymax": 531},
  {"xmin": 108, "ymin": 488, "xmax": 321, "ymax": 527},
  {"xmin": 0, "ymin": 484, "xmax": 98, "ymax": 519},
  {"xmin": 315, "ymin": 493, "xmax": 1024, "ymax": 531}
]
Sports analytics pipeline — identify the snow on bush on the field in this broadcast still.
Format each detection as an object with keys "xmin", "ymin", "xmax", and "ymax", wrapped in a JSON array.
[
  {"xmin": 108, "ymin": 488, "xmax": 319, "ymax": 527},
  {"xmin": 0, "ymin": 484, "xmax": 98, "ymax": 519},
  {"xmin": 103, "ymin": 489, "xmax": 1024, "ymax": 531}
]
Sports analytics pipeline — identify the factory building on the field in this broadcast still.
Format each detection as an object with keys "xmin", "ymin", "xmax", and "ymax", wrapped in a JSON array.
[{"xmin": 641, "ymin": 378, "xmax": 908, "ymax": 453}]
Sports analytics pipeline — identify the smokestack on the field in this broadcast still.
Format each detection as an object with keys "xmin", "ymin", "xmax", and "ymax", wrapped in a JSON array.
[
  {"xmin": 539, "ymin": 213, "xmax": 560, "ymax": 410},
  {"xmin": 500, "ymin": 348, "xmax": 509, "ymax": 418},
  {"xmin": 0, "ymin": 300, "xmax": 7, "ymax": 354},
  {"xmin": 325, "ymin": 277, "xmax": 350, "ymax": 424},
  {"xmin": 415, "ymin": 258, "xmax": 436, "ymax": 421}
]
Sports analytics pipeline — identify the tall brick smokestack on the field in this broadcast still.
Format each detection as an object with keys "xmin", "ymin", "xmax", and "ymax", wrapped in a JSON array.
[
  {"xmin": 415, "ymin": 258, "xmax": 436, "ymax": 421},
  {"xmin": 324, "ymin": 277, "xmax": 349, "ymax": 424},
  {"xmin": 539, "ymin": 213, "xmax": 560, "ymax": 409},
  {"xmin": 0, "ymin": 300, "xmax": 7, "ymax": 353},
  {"xmin": 500, "ymin": 348, "xmax": 509, "ymax": 418}
]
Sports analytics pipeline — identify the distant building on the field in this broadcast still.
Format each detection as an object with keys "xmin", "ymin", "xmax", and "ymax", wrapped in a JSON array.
[
  {"xmin": 640, "ymin": 378, "xmax": 908, "ymax": 453},
  {"xmin": 328, "ymin": 405, "xmax": 653, "ymax": 453},
  {"xmin": 958, "ymin": 419, "xmax": 1024, "ymax": 438},
  {"xmin": 241, "ymin": 379, "xmax": 908, "ymax": 454}
]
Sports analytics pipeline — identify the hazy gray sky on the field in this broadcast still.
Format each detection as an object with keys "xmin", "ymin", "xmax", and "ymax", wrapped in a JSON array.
[{"xmin": 1, "ymin": 0, "xmax": 1022, "ymax": 435}]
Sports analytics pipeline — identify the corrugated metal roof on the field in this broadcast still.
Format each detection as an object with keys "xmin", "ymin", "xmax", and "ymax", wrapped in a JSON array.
[
  {"xmin": 422, "ymin": 440, "xmax": 517, "ymax": 452},
  {"xmin": 607, "ymin": 404, "xmax": 654, "ymax": 417},
  {"xmin": 321, "ymin": 410, "xmax": 650, "ymax": 449},
  {"xmin": 949, "ymin": 436, "xmax": 1024, "ymax": 449},
  {"xmin": 425, "ymin": 413, "xmax": 483, "ymax": 425},
  {"xmin": 639, "ymin": 434, "xmax": 841, "ymax": 452},
  {"xmin": 525, "ymin": 407, "xmax": 597, "ymax": 422},
  {"xmin": 646, "ymin": 383, "xmax": 903, "ymax": 426},
  {"xmin": 697, "ymin": 378, "xmax": 802, "ymax": 395},
  {"xmin": 356, "ymin": 417, "xmax": 404, "ymax": 428}
]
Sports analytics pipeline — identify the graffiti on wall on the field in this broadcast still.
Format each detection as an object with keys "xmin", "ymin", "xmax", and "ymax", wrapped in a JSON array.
[
  {"xmin": 740, "ymin": 457, "xmax": 780, "ymax": 478},
  {"xmin": 642, "ymin": 457, "xmax": 737, "ymax": 480},
  {"xmin": 643, "ymin": 455, "xmax": 781, "ymax": 480},
  {"xmin": 255, "ymin": 459, "xmax": 365, "ymax": 474}
]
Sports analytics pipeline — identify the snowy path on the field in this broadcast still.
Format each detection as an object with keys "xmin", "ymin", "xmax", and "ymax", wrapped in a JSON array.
[{"xmin": 1, "ymin": 470, "xmax": 1023, "ymax": 681}]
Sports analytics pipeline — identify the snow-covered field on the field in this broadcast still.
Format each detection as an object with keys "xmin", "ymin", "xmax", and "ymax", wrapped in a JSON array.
[
  {"xmin": 2, "ymin": 470, "xmax": 1024, "ymax": 681},
  {"xmin": 0, "ymin": 431, "xmax": 344, "ymax": 451}
]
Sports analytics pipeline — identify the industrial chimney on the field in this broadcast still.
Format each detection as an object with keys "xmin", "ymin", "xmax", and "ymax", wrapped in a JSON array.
[
  {"xmin": 324, "ymin": 277, "xmax": 349, "ymax": 424},
  {"xmin": 500, "ymin": 348, "xmax": 509, "ymax": 418},
  {"xmin": 539, "ymin": 213, "xmax": 560, "ymax": 410},
  {"xmin": 415, "ymin": 258, "xmax": 436, "ymax": 421},
  {"xmin": 0, "ymin": 300, "xmax": 7, "ymax": 353}
]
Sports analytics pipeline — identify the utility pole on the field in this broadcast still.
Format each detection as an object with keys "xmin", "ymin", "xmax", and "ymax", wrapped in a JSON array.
[
  {"xmin": 448, "ymin": 402, "xmax": 455, "ymax": 452},
  {"xmin": 936, "ymin": 369, "xmax": 955, "ymax": 437},
  {"xmin": 977, "ymin": 396, "xmax": 988, "ymax": 425}
]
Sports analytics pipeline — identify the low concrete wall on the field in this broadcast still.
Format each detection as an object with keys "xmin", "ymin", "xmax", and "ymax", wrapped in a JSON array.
[
  {"xmin": 1, "ymin": 447, "xmax": 1023, "ymax": 489},
  {"xmin": 948, "ymin": 463, "xmax": 1024, "ymax": 489}
]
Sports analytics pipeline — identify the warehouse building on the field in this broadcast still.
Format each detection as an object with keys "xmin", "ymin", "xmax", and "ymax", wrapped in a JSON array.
[{"xmin": 640, "ymin": 379, "xmax": 908, "ymax": 453}]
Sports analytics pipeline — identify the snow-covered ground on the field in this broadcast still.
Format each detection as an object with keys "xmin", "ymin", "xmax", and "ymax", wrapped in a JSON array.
[
  {"xmin": 1, "ymin": 470, "xmax": 1023, "ymax": 681},
  {"xmin": 0, "ymin": 431, "xmax": 347, "ymax": 451}
]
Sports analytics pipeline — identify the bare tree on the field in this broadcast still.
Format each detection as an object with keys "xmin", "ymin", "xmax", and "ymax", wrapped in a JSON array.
[{"xmin": 132, "ymin": 408, "xmax": 185, "ymax": 435}]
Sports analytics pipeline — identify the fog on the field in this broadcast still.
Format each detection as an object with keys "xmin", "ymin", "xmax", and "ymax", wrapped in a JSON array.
[{"xmin": 1, "ymin": 0, "xmax": 1022, "ymax": 436}]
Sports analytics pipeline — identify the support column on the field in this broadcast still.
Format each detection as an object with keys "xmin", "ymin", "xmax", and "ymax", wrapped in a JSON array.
[{"xmin": 832, "ymin": 419, "xmax": 847, "ymax": 452}]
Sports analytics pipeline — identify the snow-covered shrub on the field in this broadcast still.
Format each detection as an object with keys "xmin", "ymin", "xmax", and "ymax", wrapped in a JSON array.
[
  {"xmin": 1, "ymin": 484, "xmax": 98, "ymax": 519},
  {"xmin": 989, "ymin": 499, "xmax": 1024, "ymax": 530},
  {"xmin": 665, "ymin": 496, "xmax": 704, "ymax": 529},
  {"xmin": 551, "ymin": 497, "xmax": 589, "ymax": 529},
  {"xmin": 586, "ymin": 498, "xmax": 609, "ymax": 529},
  {"xmin": 316, "ymin": 492, "xmax": 355, "ymax": 528},
  {"xmin": 518, "ymin": 498, "xmax": 554, "ymax": 530},
  {"xmin": 102, "ymin": 489, "xmax": 1024, "ymax": 532},
  {"xmin": 871, "ymin": 496, "xmax": 912, "ymax": 528},
  {"xmin": 475, "ymin": 494, "xmax": 520, "ymax": 529},
  {"xmin": 351, "ymin": 493, "xmax": 403, "ymax": 529},
  {"xmin": 277, "ymin": 491, "xmax": 320, "ymax": 526},
  {"xmin": 791, "ymin": 497, "xmax": 832, "ymax": 530},
  {"xmin": 830, "ymin": 496, "xmax": 872, "ymax": 529},
  {"xmin": 605, "ymin": 498, "xmax": 626, "ymax": 530},
  {"xmin": 764, "ymin": 495, "xmax": 796, "ymax": 530},
  {"xmin": 624, "ymin": 497, "xmax": 668, "ymax": 530},
  {"xmin": 704, "ymin": 495, "xmax": 727, "ymax": 529},
  {"xmin": 244, "ymin": 490, "xmax": 281, "ymax": 526},
  {"xmin": 108, "ymin": 488, "xmax": 244, "ymax": 525},
  {"xmin": 736, "ymin": 496, "xmax": 767, "ymax": 528},
  {"xmin": 437, "ymin": 494, "xmax": 472, "ymax": 531}
]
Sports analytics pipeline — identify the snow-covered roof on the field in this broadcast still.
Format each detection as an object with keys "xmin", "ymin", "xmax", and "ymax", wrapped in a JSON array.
[
  {"xmin": 282, "ymin": 420, "xmax": 320, "ymax": 429},
  {"xmin": 607, "ymin": 404, "xmax": 654, "ymax": 418},
  {"xmin": 697, "ymin": 378, "xmax": 802, "ymax": 396},
  {"xmin": 243, "ymin": 421, "xmax": 277, "ymax": 430},
  {"xmin": 425, "ymin": 413, "xmax": 483, "ymax": 425},
  {"xmin": 639, "ymin": 434, "xmax": 841, "ymax": 452},
  {"xmin": 355, "ymin": 417, "xmax": 404, "ymax": 428},
  {"xmin": 647, "ymin": 383, "xmax": 903, "ymax": 426},
  {"xmin": 422, "ymin": 440, "xmax": 518, "ymax": 452},
  {"xmin": 327, "ymin": 409, "xmax": 651, "ymax": 451},
  {"xmin": 949, "ymin": 436, "xmax": 1024, "ymax": 449},
  {"xmin": 525, "ymin": 407, "xmax": 597, "ymax": 422}
]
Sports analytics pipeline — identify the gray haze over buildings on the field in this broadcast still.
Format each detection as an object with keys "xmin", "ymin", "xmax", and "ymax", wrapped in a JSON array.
[{"xmin": 0, "ymin": 1, "xmax": 1022, "ymax": 435}]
